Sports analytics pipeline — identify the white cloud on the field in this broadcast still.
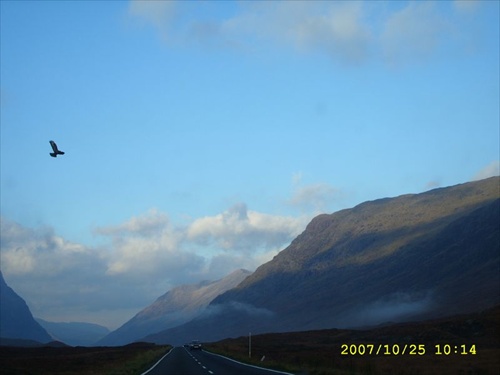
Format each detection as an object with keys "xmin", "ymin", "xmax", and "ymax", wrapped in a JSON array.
[
  {"xmin": 94, "ymin": 210, "xmax": 198, "ymax": 277},
  {"xmin": 472, "ymin": 161, "xmax": 500, "ymax": 181},
  {"xmin": 187, "ymin": 202, "xmax": 305, "ymax": 252},
  {"xmin": 94, "ymin": 208, "xmax": 170, "ymax": 236},
  {"xmin": 453, "ymin": 0, "xmax": 480, "ymax": 14},
  {"xmin": 218, "ymin": 1, "xmax": 371, "ymax": 63},
  {"xmin": 0, "ymin": 218, "xmax": 119, "ymax": 326},
  {"xmin": 0, "ymin": 201, "xmax": 309, "ymax": 327},
  {"xmin": 128, "ymin": 0, "xmax": 176, "ymax": 41},
  {"xmin": 126, "ymin": 1, "xmax": 479, "ymax": 67},
  {"xmin": 0, "ymin": 215, "xmax": 198, "ymax": 327},
  {"xmin": 380, "ymin": 2, "xmax": 449, "ymax": 65},
  {"xmin": 289, "ymin": 182, "xmax": 341, "ymax": 214},
  {"xmin": 291, "ymin": 1, "xmax": 371, "ymax": 62},
  {"xmin": 0, "ymin": 218, "xmax": 92, "ymax": 276},
  {"xmin": 102, "ymin": 233, "xmax": 196, "ymax": 277}
]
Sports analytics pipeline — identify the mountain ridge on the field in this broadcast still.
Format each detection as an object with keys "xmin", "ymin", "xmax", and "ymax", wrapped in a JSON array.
[
  {"xmin": 144, "ymin": 177, "xmax": 500, "ymax": 345},
  {"xmin": 36, "ymin": 319, "xmax": 110, "ymax": 347},
  {"xmin": 216, "ymin": 177, "xmax": 499, "ymax": 307},
  {"xmin": 255, "ymin": 177, "xmax": 499, "ymax": 274},
  {"xmin": 98, "ymin": 268, "xmax": 252, "ymax": 346}
]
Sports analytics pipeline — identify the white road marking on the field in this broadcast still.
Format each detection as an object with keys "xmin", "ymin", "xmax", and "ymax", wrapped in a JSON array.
[
  {"xmin": 184, "ymin": 346, "xmax": 218, "ymax": 375},
  {"xmin": 204, "ymin": 350, "xmax": 294, "ymax": 374},
  {"xmin": 139, "ymin": 348, "xmax": 175, "ymax": 375}
]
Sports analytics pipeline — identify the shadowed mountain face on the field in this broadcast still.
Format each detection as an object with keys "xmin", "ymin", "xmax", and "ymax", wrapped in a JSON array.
[
  {"xmin": 36, "ymin": 319, "xmax": 110, "ymax": 347},
  {"xmin": 98, "ymin": 269, "xmax": 252, "ymax": 346},
  {"xmin": 0, "ymin": 271, "xmax": 52, "ymax": 344},
  {"xmin": 144, "ymin": 177, "xmax": 500, "ymax": 345}
]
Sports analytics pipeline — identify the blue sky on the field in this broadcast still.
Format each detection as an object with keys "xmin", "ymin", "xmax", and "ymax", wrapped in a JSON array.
[{"xmin": 1, "ymin": 0, "xmax": 499, "ymax": 329}]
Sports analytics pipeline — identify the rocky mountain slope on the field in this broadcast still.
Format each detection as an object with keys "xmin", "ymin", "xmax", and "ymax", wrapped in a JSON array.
[
  {"xmin": 0, "ymin": 271, "xmax": 52, "ymax": 344},
  {"xmin": 145, "ymin": 177, "xmax": 500, "ymax": 345},
  {"xmin": 98, "ymin": 269, "xmax": 252, "ymax": 346}
]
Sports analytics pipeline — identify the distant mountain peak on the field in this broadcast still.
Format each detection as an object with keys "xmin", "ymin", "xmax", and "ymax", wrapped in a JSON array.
[
  {"xmin": 97, "ymin": 268, "xmax": 252, "ymax": 346},
  {"xmin": 35, "ymin": 319, "xmax": 110, "ymax": 347}
]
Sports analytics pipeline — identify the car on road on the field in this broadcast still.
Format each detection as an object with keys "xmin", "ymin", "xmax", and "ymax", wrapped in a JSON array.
[{"xmin": 189, "ymin": 340, "xmax": 202, "ymax": 350}]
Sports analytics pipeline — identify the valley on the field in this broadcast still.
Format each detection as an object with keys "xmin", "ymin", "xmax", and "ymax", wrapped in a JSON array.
[
  {"xmin": 1, "ymin": 306, "xmax": 498, "ymax": 374},
  {"xmin": 1, "ymin": 177, "xmax": 499, "ymax": 374}
]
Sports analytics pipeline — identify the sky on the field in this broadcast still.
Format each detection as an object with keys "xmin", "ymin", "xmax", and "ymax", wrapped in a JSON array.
[{"xmin": 1, "ymin": 0, "xmax": 499, "ymax": 330}]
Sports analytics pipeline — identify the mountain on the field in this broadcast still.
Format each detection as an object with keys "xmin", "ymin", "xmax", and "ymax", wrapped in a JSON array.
[
  {"xmin": 0, "ymin": 271, "xmax": 52, "ymax": 344},
  {"xmin": 98, "ymin": 269, "xmax": 252, "ymax": 346},
  {"xmin": 144, "ymin": 177, "xmax": 500, "ymax": 345},
  {"xmin": 36, "ymin": 319, "xmax": 110, "ymax": 347}
]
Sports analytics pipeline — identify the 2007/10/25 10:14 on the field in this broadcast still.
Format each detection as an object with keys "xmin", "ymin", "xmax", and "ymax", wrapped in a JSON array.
[
  {"xmin": 435, "ymin": 344, "xmax": 476, "ymax": 355},
  {"xmin": 340, "ymin": 343, "xmax": 477, "ymax": 356}
]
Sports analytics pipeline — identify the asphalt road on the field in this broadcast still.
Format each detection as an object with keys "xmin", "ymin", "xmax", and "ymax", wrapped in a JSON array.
[{"xmin": 141, "ymin": 346, "xmax": 293, "ymax": 375}]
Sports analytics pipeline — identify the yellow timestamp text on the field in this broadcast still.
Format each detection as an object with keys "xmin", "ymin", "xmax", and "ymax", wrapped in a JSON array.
[{"xmin": 340, "ymin": 344, "xmax": 477, "ymax": 356}]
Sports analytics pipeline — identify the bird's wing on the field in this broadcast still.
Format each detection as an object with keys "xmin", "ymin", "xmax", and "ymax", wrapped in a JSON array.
[{"xmin": 49, "ymin": 140, "xmax": 59, "ymax": 153}]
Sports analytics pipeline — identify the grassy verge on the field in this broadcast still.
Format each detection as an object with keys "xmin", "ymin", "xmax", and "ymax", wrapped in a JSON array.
[
  {"xmin": 0, "ymin": 343, "xmax": 171, "ymax": 375},
  {"xmin": 206, "ymin": 339, "xmax": 500, "ymax": 375},
  {"xmin": 104, "ymin": 344, "xmax": 171, "ymax": 375},
  {"xmin": 204, "ymin": 338, "xmax": 340, "ymax": 375},
  {"xmin": 204, "ymin": 306, "xmax": 500, "ymax": 375}
]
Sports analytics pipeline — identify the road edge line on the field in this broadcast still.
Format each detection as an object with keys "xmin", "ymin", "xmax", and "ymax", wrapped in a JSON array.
[
  {"xmin": 203, "ymin": 349, "xmax": 294, "ymax": 375},
  {"xmin": 140, "ymin": 347, "xmax": 174, "ymax": 375}
]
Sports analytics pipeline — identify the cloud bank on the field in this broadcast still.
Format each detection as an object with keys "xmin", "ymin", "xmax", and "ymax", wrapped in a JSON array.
[
  {"xmin": 187, "ymin": 203, "xmax": 304, "ymax": 252},
  {"xmin": 339, "ymin": 291, "xmax": 435, "ymax": 328},
  {"xmin": 289, "ymin": 182, "xmax": 341, "ymax": 214},
  {"xmin": 128, "ymin": 0, "xmax": 176, "ymax": 41},
  {"xmin": 127, "ymin": 0, "xmax": 483, "ymax": 66},
  {"xmin": 0, "ymin": 199, "xmax": 309, "ymax": 328}
]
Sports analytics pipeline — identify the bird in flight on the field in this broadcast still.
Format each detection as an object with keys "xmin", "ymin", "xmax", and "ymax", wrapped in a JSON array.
[{"xmin": 49, "ymin": 140, "xmax": 65, "ymax": 157}]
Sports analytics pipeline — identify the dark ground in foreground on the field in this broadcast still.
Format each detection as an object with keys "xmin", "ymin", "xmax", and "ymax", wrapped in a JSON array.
[
  {"xmin": 1, "ymin": 306, "xmax": 498, "ymax": 375},
  {"xmin": 205, "ymin": 305, "xmax": 500, "ymax": 375},
  {"xmin": 0, "ymin": 342, "xmax": 170, "ymax": 375}
]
